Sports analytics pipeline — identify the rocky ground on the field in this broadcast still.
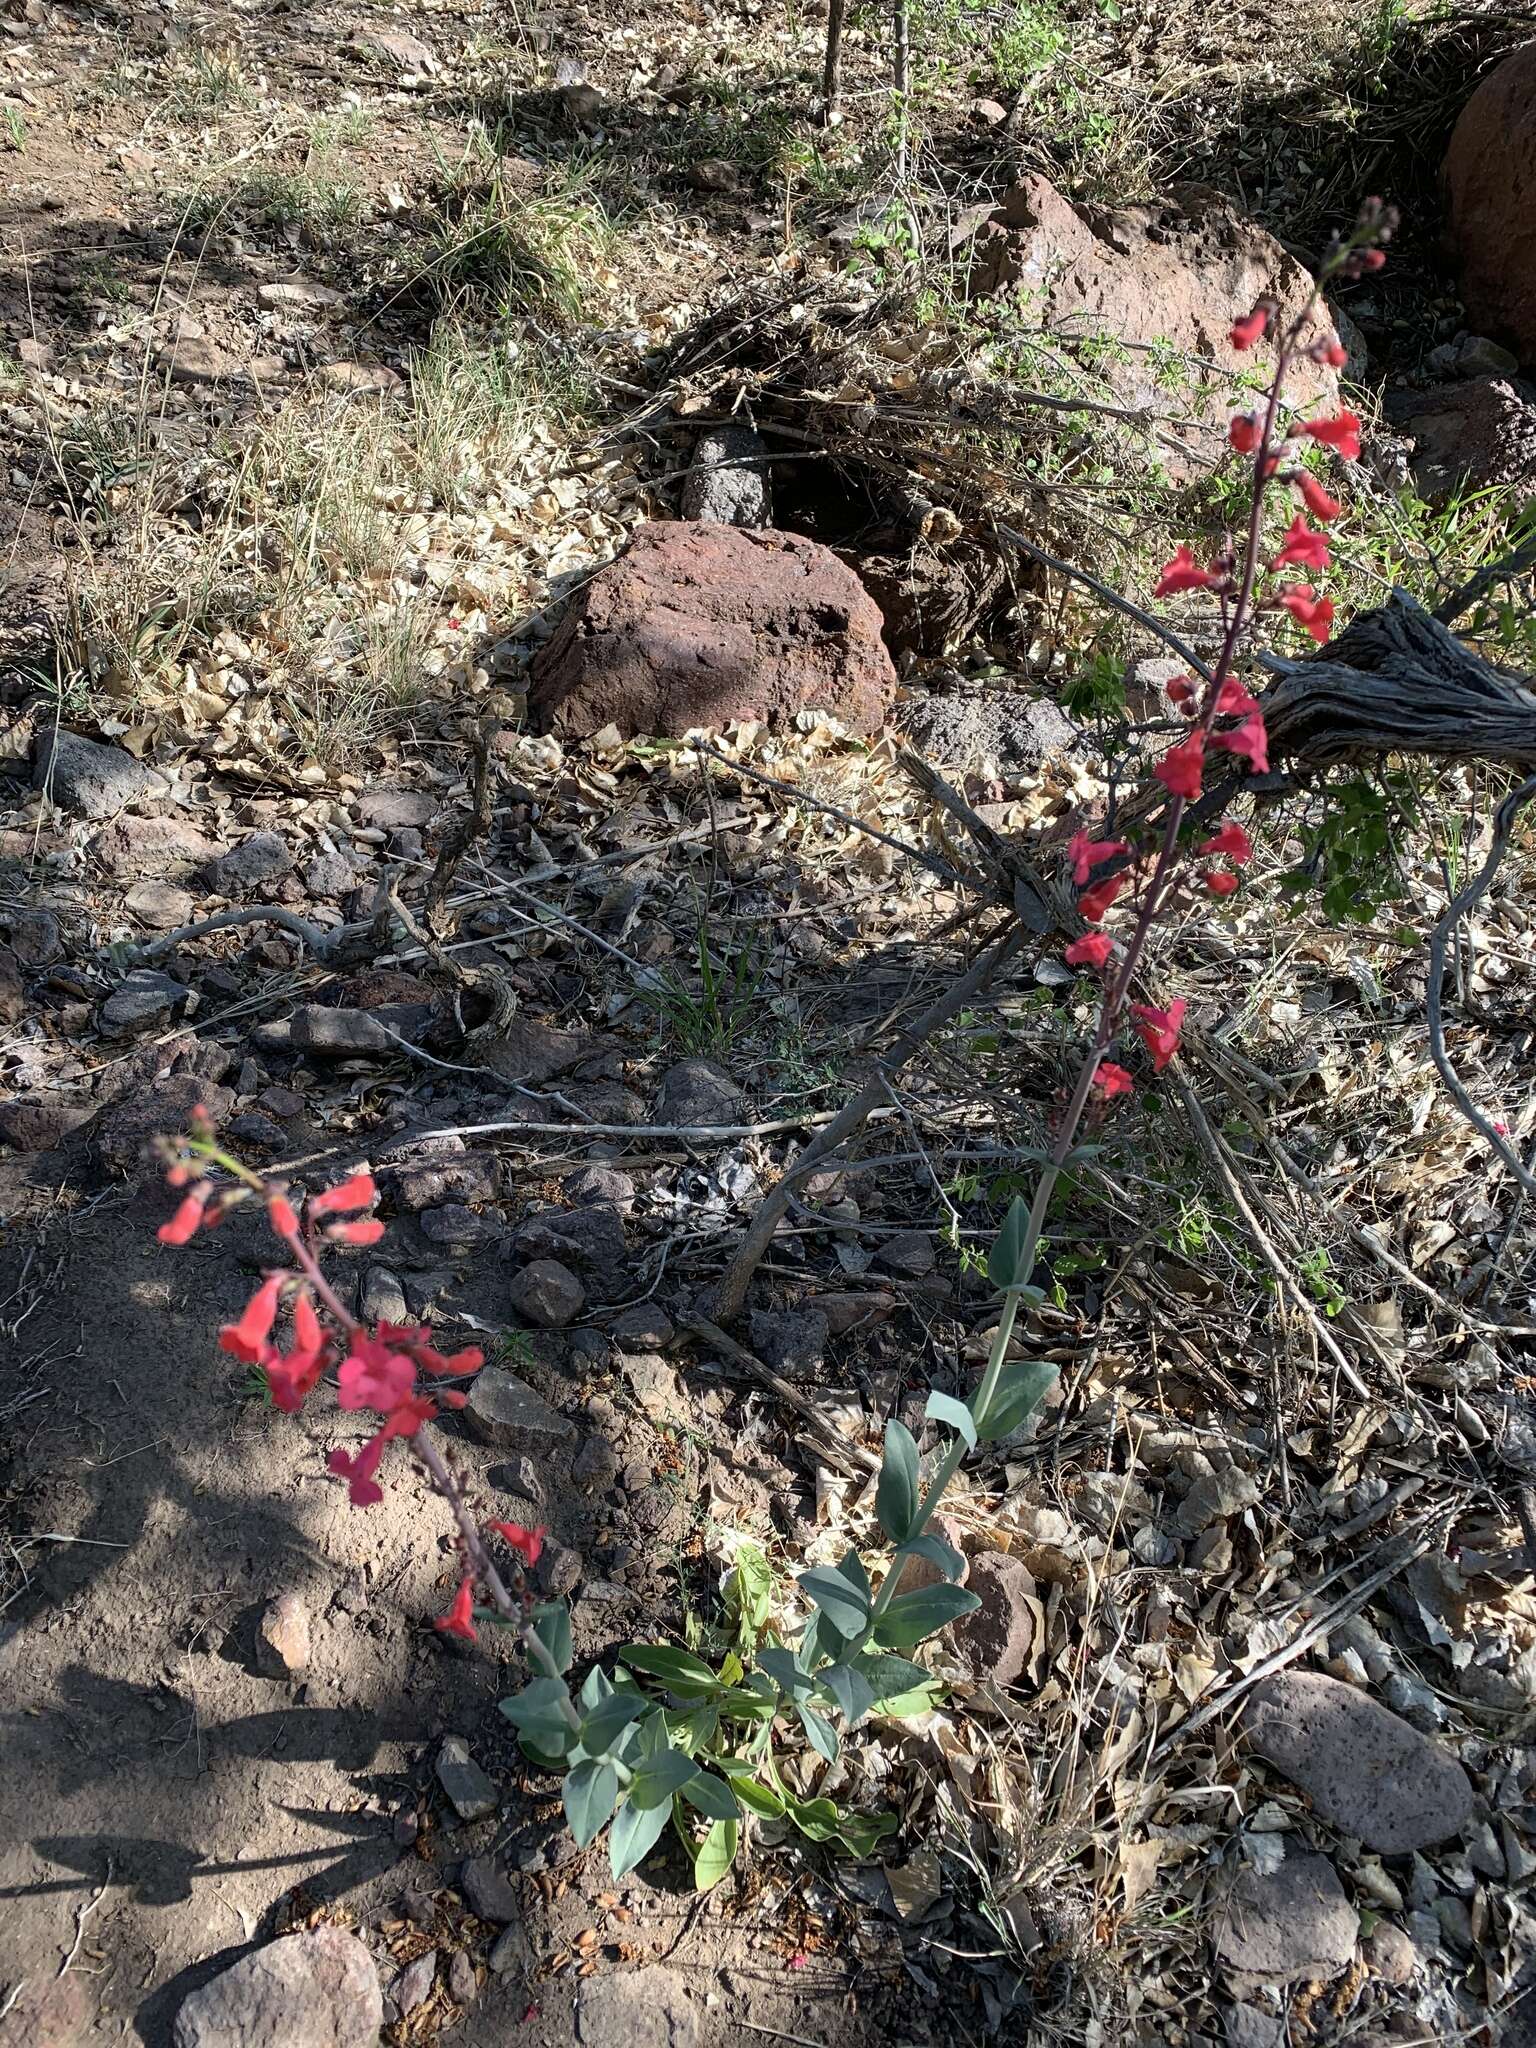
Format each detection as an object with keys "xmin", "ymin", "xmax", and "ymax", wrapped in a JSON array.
[{"xmin": 2, "ymin": 3, "xmax": 1536, "ymax": 2047}]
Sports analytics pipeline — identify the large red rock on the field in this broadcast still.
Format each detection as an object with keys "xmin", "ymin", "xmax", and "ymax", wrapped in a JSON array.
[
  {"xmin": 1444, "ymin": 44, "xmax": 1536, "ymax": 368},
  {"xmin": 528, "ymin": 522, "xmax": 897, "ymax": 739},
  {"xmin": 959, "ymin": 177, "xmax": 1347, "ymax": 475}
]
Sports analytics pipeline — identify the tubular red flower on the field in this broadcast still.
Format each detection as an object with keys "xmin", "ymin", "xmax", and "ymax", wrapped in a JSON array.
[
  {"xmin": 1316, "ymin": 338, "xmax": 1348, "ymax": 367},
  {"xmin": 1200, "ymin": 822, "xmax": 1253, "ymax": 863},
  {"xmin": 338, "ymin": 1342, "xmax": 416, "ymax": 1414},
  {"xmin": 1065, "ymin": 931, "xmax": 1114, "ymax": 970},
  {"xmin": 1077, "ymin": 873, "xmax": 1125, "ymax": 924},
  {"xmin": 292, "ymin": 1290, "xmax": 323, "ymax": 1355},
  {"xmin": 1131, "ymin": 998, "xmax": 1187, "ymax": 1073},
  {"xmin": 219, "ymin": 1274, "xmax": 285, "ymax": 1363},
  {"xmin": 1272, "ymin": 515, "xmax": 1330, "ymax": 571},
  {"xmin": 1068, "ymin": 830, "xmax": 1129, "ymax": 886},
  {"xmin": 1215, "ymin": 677, "xmax": 1261, "ymax": 716},
  {"xmin": 1230, "ymin": 307, "xmax": 1268, "ymax": 351},
  {"xmin": 268, "ymin": 1193, "xmax": 300, "ymax": 1237},
  {"xmin": 1154, "ymin": 732, "xmax": 1205, "ymax": 802},
  {"xmin": 1205, "ymin": 870, "xmax": 1241, "ymax": 897},
  {"xmin": 267, "ymin": 1347, "xmax": 326, "ymax": 1414},
  {"xmin": 1211, "ymin": 713, "xmax": 1270, "ymax": 774},
  {"xmin": 1228, "ymin": 412, "xmax": 1262, "ymax": 454},
  {"xmin": 1154, "ymin": 545, "xmax": 1225, "ymax": 597},
  {"xmin": 328, "ymin": 1217, "xmax": 386, "ymax": 1246},
  {"xmin": 488, "ymin": 1520, "xmax": 545, "ymax": 1568},
  {"xmin": 1293, "ymin": 472, "xmax": 1342, "ymax": 523},
  {"xmin": 158, "ymin": 1193, "xmax": 207, "ymax": 1246},
  {"xmin": 310, "ymin": 1172, "xmax": 377, "ymax": 1219},
  {"xmin": 1279, "ymin": 584, "xmax": 1334, "ymax": 644},
  {"xmin": 434, "ymin": 1577, "xmax": 479, "ymax": 1642},
  {"xmin": 1166, "ymin": 673, "xmax": 1197, "ymax": 710},
  {"xmin": 328, "ymin": 1430, "xmax": 387, "ymax": 1508},
  {"xmin": 1094, "ymin": 1061, "xmax": 1134, "ymax": 1099},
  {"xmin": 380, "ymin": 1393, "xmax": 437, "ymax": 1441},
  {"xmin": 1300, "ymin": 410, "xmax": 1361, "ymax": 462}
]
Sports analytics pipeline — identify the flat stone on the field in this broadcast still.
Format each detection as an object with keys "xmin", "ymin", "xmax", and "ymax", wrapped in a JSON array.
[
  {"xmin": 748, "ymin": 1306, "xmax": 827, "ymax": 1379},
  {"xmin": 359, "ymin": 1267, "xmax": 408, "ymax": 1324},
  {"xmin": 510, "ymin": 1205, "xmax": 626, "ymax": 1276},
  {"xmin": 288, "ymin": 1007, "xmax": 400, "ymax": 1056},
  {"xmin": 98, "ymin": 968, "xmax": 189, "ymax": 1036},
  {"xmin": 1213, "ymin": 1852, "xmax": 1357, "ymax": 1987},
  {"xmin": 565, "ymin": 1163, "xmax": 636, "ymax": 1213},
  {"xmin": 259, "ymin": 277, "xmax": 342, "ymax": 310},
  {"xmin": 447, "ymin": 1949, "xmax": 478, "ymax": 2006},
  {"xmin": 393, "ymin": 1951, "xmax": 436, "ymax": 2013},
  {"xmin": 0, "ymin": 947, "xmax": 21, "ymax": 1025},
  {"xmin": 680, "ymin": 422, "xmax": 772, "ymax": 527},
  {"xmin": 1224, "ymin": 2006, "xmax": 1285, "ymax": 2048},
  {"xmin": 464, "ymin": 1368, "xmax": 576, "ymax": 1448},
  {"xmin": 489, "ymin": 1923, "xmax": 533, "ymax": 1977},
  {"xmin": 876, "ymin": 1230, "xmax": 937, "ymax": 1277},
  {"xmin": 418, "ymin": 1203, "xmax": 501, "ymax": 1253},
  {"xmin": 0, "ymin": 1971, "xmax": 91, "ymax": 2048},
  {"xmin": 314, "ymin": 359, "xmax": 403, "ymax": 394},
  {"xmin": 654, "ymin": 1058, "xmax": 743, "ymax": 1128},
  {"xmin": 203, "ymin": 831, "xmax": 292, "ymax": 897},
  {"xmin": 572, "ymin": 1435, "xmax": 619, "ymax": 1490},
  {"xmin": 460, "ymin": 1852, "xmax": 520, "ymax": 1922},
  {"xmin": 435, "ymin": 1736, "xmax": 498, "ymax": 1821},
  {"xmin": 33, "ymin": 729, "xmax": 165, "ymax": 817},
  {"xmin": 302, "ymin": 850, "xmax": 357, "ymax": 897},
  {"xmin": 951, "ymin": 1552, "xmax": 1042, "ymax": 1688},
  {"xmin": 620, "ymin": 1353, "xmax": 686, "ymax": 1425},
  {"xmin": 540, "ymin": 1543, "xmax": 582, "ymax": 1597},
  {"xmin": 255, "ymin": 1592, "xmax": 311, "ymax": 1677},
  {"xmin": 0, "ymin": 1097, "xmax": 93, "ymax": 1152},
  {"xmin": 90, "ymin": 813, "xmax": 222, "ymax": 880},
  {"xmin": 577, "ymin": 1967, "xmax": 699, "ymax": 2047},
  {"xmin": 3, "ymin": 908, "xmax": 62, "ymax": 966},
  {"xmin": 356, "ymin": 787, "xmax": 435, "ymax": 830},
  {"xmin": 1242, "ymin": 1671, "xmax": 1475, "ymax": 1853},
  {"xmin": 609, "ymin": 1303, "xmax": 674, "ymax": 1350},
  {"xmin": 125, "ymin": 880, "xmax": 194, "ymax": 929},
  {"xmin": 509, "ymin": 1256, "xmax": 585, "ymax": 1329},
  {"xmin": 171, "ymin": 1927, "xmax": 382, "ymax": 2048},
  {"xmin": 92, "ymin": 1076, "xmax": 236, "ymax": 1174}
]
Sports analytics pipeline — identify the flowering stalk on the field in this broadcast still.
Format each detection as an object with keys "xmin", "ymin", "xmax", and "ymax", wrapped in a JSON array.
[
  {"xmin": 158, "ymin": 1114, "xmax": 579, "ymax": 1731},
  {"xmin": 871, "ymin": 201, "xmax": 1395, "ymax": 1617}
]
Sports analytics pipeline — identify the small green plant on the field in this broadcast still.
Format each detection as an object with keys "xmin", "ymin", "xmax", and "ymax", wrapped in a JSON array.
[
  {"xmin": 3, "ymin": 107, "xmax": 26, "ymax": 152},
  {"xmin": 1062, "ymin": 650, "xmax": 1127, "ymax": 722},
  {"xmin": 1280, "ymin": 772, "xmax": 1416, "ymax": 924},
  {"xmin": 645, "ymin": 926, "xmax": 767, "ymax": 1057},
  {"xmin": 1298, "ymin": 1247, "xmax": 1346, "ymax": 1317}
]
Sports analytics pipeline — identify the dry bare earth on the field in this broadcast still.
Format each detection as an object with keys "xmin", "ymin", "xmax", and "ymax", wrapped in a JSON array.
[{"xmin": 3, "ymin": 3, "xmax": 1536, "ymax": 2048}]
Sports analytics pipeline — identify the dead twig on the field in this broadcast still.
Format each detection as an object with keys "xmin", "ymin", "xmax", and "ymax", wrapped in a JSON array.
[
  {"xmin": 994, "ymin": 522, "xmax": 1214, "ymax": 683},
  {"xmin": 685, "ymin": 1315, "xmax": 880, "ymax": 1477},
  {"xmin": 124, "ymin": 905, "xmax": 351, "ymax": 964}
]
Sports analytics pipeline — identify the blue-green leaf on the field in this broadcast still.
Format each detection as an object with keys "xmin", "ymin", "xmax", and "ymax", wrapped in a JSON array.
[
  {"xmin": 924, "ymin": 1389, "xmax": 977, "ymax": 1449},
  {"xmin": 693, "ymin": 1817, "xmax": 738, "ymax": 1891},
  {"xmin": 797, "ymin": 1566, "xmax": 870, "ymax": 1640},
  {"xmin": 498, "ymin": 1676, "xmax": 575, "ymax": 1750},
  {"xmin": 796, "ymin": 1700, "xmax": 840, "ymax": 1762},
  {"xmin": 563, "ymin": 1759, "xmax": 618, "ymax": 1849},
  {"xmin": 620, "ymin": 1644, "xmax": 721, "ymax": 1697},
  {"xmin": 988, "ymin": 1194, "xmax": 1033, "ymax": 1290},
  {"xmin": 718, "ymin": 1768, "xmax": 784, "ymax": 1818},
  {"xmin": 681, "ymin": 1768, "xmax": 742, "ymax": 1821},
  {"xmin": 896, "ymin": 1531, "xmax": 966, "ymax": 1583},
  {"xmin": 972, "ymin": 1359, "xmax": 1058, "ymax": 1441},
  {"xmin": 531, "ymin": 1602, "xmax": 572, "ymax": 1673},
  {"xmin": 818, "ymin": 1661, "xmax": 875, "ymax": 1727},
  {"xmin": 876, "ymin": 1418, "xmax": 920, "ymax": 1543},
  {"xmin": 609, "ymin": 1792, "xmax": 671, "ymax": 1878},
  {"xmin": 757, "ymin": 1645, "xmax": 813, "ymax": 1698},
  {"xmin": 631, "ymin": 1750, "xmax": 700, "ymax": 1810},
  {"xmin": 581, "ymin": 1692, "xmax": 641, "ymax": 1757},
  {"xmin": 872, "ymin": 1583, "xmax": 981, "ymax": 1649}
]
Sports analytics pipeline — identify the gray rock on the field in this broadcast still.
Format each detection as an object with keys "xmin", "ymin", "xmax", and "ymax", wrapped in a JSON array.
[
  {"xmin": 435, "ymin": 1736, "xmax": 498, "ymax": 1821},
  {"xmin": 0, "ymin": 947, "xmax": 22, "ymax": 1026},
  {"xmin": 254, "ymin": 1591, "xmax": 311, "ymax": 1677},
  {"xmin": 1466, "ymin": 1816, "xmax": 1505, "ymax": 1878},
  {"xmin": 655, "ymin": 1058, "xmax": 743, "ymax": 1128},
  {"xmin": 1404, "ymin": 1907, "xmax": 1441, "ymax": 1956},
  {"xmin": 541, "ymin": 1543, "xmax": 582, "ymax": 1597},
  {"xmin": 460, "ymin": 1852, "xmax": 520, "ymax": 1923},
  {"xmin": 93, "ymin": 1076, "xmax": 236, "ymax": 1174},
  {"xmin": 1434, "ymin": 1894, "xmax": 1474, "ymax": 1951},
  {"xmin": 171, "ymin": 1927, "xmax": 382, "ymax": 2048},
  {"xmin": 360, "ymin": 1267, "xmax": 408, "ymax": 1325},
  {"xmin": 203, "ymin": 831, "xmax": 292, "ymax": 897},
  {"xmin": 91, "ymin": 813, "xmax": 221, "ymax": 880},
  {"xmin": 748, "ymin": 1307, "xmax": 828, "ymax": 1379},
  {"xmin": 876, "ymin": 1230, "xmax": 937, "ymax": 1278},
  {"xmin": 577, "ymin": 1967, "xmax": 699, "ymax": 2047},
  {"xmin": 289, "ymin": 1006, "xmax": 417, "ymax": 1056},
  {"xmin": 489, "ymin": 1923, "xmax": 533, "ymax": 1977},
  {"xmin": 509, "ymin": 1257, "xmax": 585, "ymax": 1329},
  {"xmin": 124, "ymin": 880, "xmax": 195, "ymax": 930},
  {"xmin": 620, "ymin": 1353, "xmax": 685, "ymax": 1425},
  {"xmin": 419, "ymin": 1203, "xmax": 501, "ymax": 1253},
  {"xmin": 464, "ymin": 1368, "xmax": 576, "ymax": 1448},
  {"xmin": 1242, "ymin": 1671, "xmax": 1475, "ymax": 1852},
  {"xmin": 572, "ymin": 1436, "xmax": 620, "ymax": 1490},
  {"xmin": 225, "ymin": 1109, "xmax": 289, "ymax": 1156},
  {"xmin": 951, "ymin": 1552, "xmax": 1041, "ymax": 1688},
  {"xmin": 0, "ymin": 1971, "xmax": 91, "ymax": 2048},
  {"xmin": 394, "ymin": 1153, "xmax": 498, "ymax": 1210},
  {"xmin": 1177, "ymin": 1465, "xmax": 1261, "ymax": 1535},
  {"xmin": 447, "ymin": 1948, "xmax": 478, "ymax": 2006},
  {"xmin": 302, "ymin": 851, "xmax": 358, "ymax": 897},
  {"xmin": 1363, "ymin": 1921, "xmax": 1418, "ymax": 1985},
  {"xmin": 1456, "ymin": 333, "xmax": 1521, "ymax": 378},
  {"xmin": 566, "ymin": 1163, "xmax": 637, "ymax": 1213},
  {"xmin": 393, "ymin": 1950, "xmax": 436, "ymax": 2013},
  {"xmin": 1224, "ymin": 2006, "xmax": 1285, "ymax": 2048},
  {"xmin": 356, "ymin": 788, "xmax": 435, "ymax": 830},
  {"xmin": 609, "ymin": 1303, "xmax": 674, "ymax": 1350},
  {"xmin": 3, "ymin": 908, "xmax": 62, "ymax": 966},
  {"xmin": 33, "ymin": 729, "xmax": 166, "ymax": 818},
  {"xmin": 680, "ymin": 422, "xmax": 772, "ymax": 527},
  {"xmin": 98, "ymin": 969, "xmax": 189, "ymax": 1037},
  {"xmin": 1213, "ymin": 1852, "xmax": 1356, "ymax": 1986},
  {"xmin": 511, "ymin": 1205, "xmax": 626, "ymax": 1276},
  {"xmin": 491, "ymin": 1452, "xmax": 545, "ymax": 1504}
]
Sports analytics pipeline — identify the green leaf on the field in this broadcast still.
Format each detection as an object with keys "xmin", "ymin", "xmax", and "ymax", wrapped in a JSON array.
[
  {"xmin": 681, "ymin": 1768, "xmax": 742, "ymax": 1822},
  {"xmin": 720, "ymin": 1683, "xmax": 777, "ymax": 1724},
  {"xmin": 718, "ymin": 1768, "xmax": 784, "ymax": 1818},
  {"xmin": 563, "ymin": 1759, "xmax": 619, "ymax": 1849},
  {"xmin": 783, "ymin": 1793, "xmax": 843, "ymax": 1841},
  {"xmin": 872, "ymin": 1583, "xmax": 981, "ymax": 1649},
  {"xmin": 609, "ymin": 1792, "xmax": 672, "ymax": 1879},
  {"xmin": 896, "ymin": 1532, "xmax": 966, "ymax": 1583},
  {"xmin": 855, "ymin": 1652, "xmax": 938, "ymax": 1705},
  {"xmin": 798, "ymin": 1566, "xmax": 871, "ymax": 1641},
  {"xmin": 581, "ymin": 1693, "xmax": 641, "ymax": 1757},
  {"xmin": 579, "ymin": 1665, "xmax": 613, "ymax": 1712},
  {"xmin": 987, "ymin": 1194, "xmax": 1033, "ymax": 1290},
  {"xmin": 630, "ymin": 1750, "xmax": 700, "ymax": 1809},
  {"xmin": 757, "ymin": 1646, "xmax": 813, "ymax": 1699},
  {"xmin": 498, "ymin": 1676, "xmax": 576, "ymax": 1749},
  {"xmin": 725, "ymin": 1541, "xmax": 773, "ymax": 1649},
  {"xmin": 531, "ymin": 1602, "xmax": 572, "ymax": 1674},
  {"xmin": 831, "ymin": 1809, "xmax": 899, "ymax": 1858},
  {"xmin": 818, "ymin": 1661, "xmax": 875, "ymax": 1727},
  {"xmin": 693, "ymin": 1816, "xmax": 739, "ymax": 1891},
  {"xmin": 796, "ymin": 1698, "xmax": 842, "ymax": 1761},
  {"xmin": 876, "ymin": 1418, "xmax": 920, "ymax": 1544},
  {"xmin": 923, "ymin": 1389, "xmax": 977, "ymax": 1449},
  {"xmin": 665, "ymin": 1702, "xmax": 720, "ymax": 1755},
  {"xmin": 972, "ymin": 1359, "xmax": 1058, "ymax": 1441},
  {"xmin": 796, "ymin": 1609, "xmax": 839, "ymax": 1675},
  {"xmin": 620, "ymin": 1644, "xmax": 721, "ymax": 1698}
]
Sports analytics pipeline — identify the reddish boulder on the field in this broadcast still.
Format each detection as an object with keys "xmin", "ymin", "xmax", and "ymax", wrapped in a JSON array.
[
  {"xmin": 528, "ymin": 522, "xmax": 897, "ymax": 740},
  {"xmin": 1384, "ymin": 375, "xmax": 1536, "ymax": 503},
  {"xmin": 959, "ymin": 177, "xmax": 1347, "ymax": 475},
  {"xmin": 1444, "ymin": 44, "xmax": 1536, "ymax": 367}
]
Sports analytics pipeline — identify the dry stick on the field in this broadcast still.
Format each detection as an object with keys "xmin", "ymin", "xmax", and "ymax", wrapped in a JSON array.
[
  {"xmin": 821, "ymin": 0, "xmax": 847, "ymax": 117},
  {"xmin": 709, "ymin": 923, "xmax": 1031, "ymax": 1322},
  {"xmin": 1173, "ymin": 1075, "xmax": 1374, "ymax": 1403},
  {"xmin": 1425, "ymin": 772, "xmax": 1536, "ymax": 1196},
  {"xmin": 686, "ymin": 1315, "xmax": 881, "ymax": 1477},
  {"xmin": 994, "ymin": 522, "xmax": 1215, "ymax": 683},
  {"xmin": 129, "ymin": 904, "xmax": 348, "ymax": 964},
  {"xmin": 1433, "ymin": 528, "xmax": 1536, "ymax": 629}
]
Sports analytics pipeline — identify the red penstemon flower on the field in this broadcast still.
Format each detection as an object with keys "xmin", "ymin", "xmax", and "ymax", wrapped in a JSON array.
[
  {"xmin": 1293, "ymin": 471, "xmax": 1341, "ymax": 523},
  {"xmin": 1200, "ymin": 822, "xmax": 1253, "ymax": 863},
  {"xmin": 329, "ymin": 1430, "xmax": 388, "ymax": 1506},
  {"xmin": 1272, "ymin": 515, "xmax": 1330, "ymax": 571},
  {"xmin": 1131, "ymin": 998, "xmax": 1187, "ymax": 1072},
  {"xmin": 1230, "ymin": 307, "xmax": 1269, "ymax": 350},
  {"xmin": 1068, "ymin": 830, "xmax": 1129, "ymax": 887},
  {"xmin": 1065, "ymin": 931, "xmax": 1114, "ymax": 970},
  {"xmin": 338, "ymin": 1341, "xmax": 416, "ymax": 1414},
  {"xmin": 220, "ymin": 1274, "xmax": 285, "ymax": 1363},
  {"xmin": 1077, "ymin": 873, "xmax": 1125, "ymax": 924},
  {"xmin": 1094, "ymin": 1061, "xmax": 1134, "ymax": 1099},
  {"xmin": 310, "ymin": 1172, "xmax": 377, "ymax": 1218},
  {"xmin": 1300, "ymin": 410, "xmax": 1361, "ymax": 462},
  {"xmin": 488, "ymin": 1520, "xmax": 545, "ymax": 1568},
  {"xmin": 158, "ymin": 1192, "xmax": 207, "ymax": 1245},
  {"xmin": 1212, "ymin": 713, "xmax": 1270, "ymax": 774},
  {"xmin": 1167, "ymin": 673, "xmax": 1198, "ymax": 710},
  {"xmin": 1154, "ymin": 733, "xmax": 1205, "ymax": 802},
  {"xmin": 1154, "ymin": 545, "xmax": 1225, "ymax": 597},
  {"xmin": 1279, "ymin": 584, "xmax": 1334, "ymax": 643},
  {"xmin": 434, "ymin": 1577, "xmax": 478, "ymax": 1642},
  {"xmin": 1229, "ymin": 412, "xmax": 1262, "ymax": 455},
  {"xmin": 1205, "ymin": 870, "xmax": 1241, "ymax": 898}
]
